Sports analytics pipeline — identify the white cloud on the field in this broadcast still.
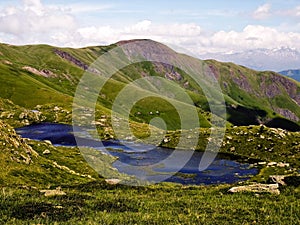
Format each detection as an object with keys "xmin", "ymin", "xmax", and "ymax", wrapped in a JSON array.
[
  {"xmin": 1, "ymin": 1, "xmax": 300, "ymax": 58},
  {"xmin": 0, "ymin": 0, "xmax": 76, "ymax": 39},
  {"xmin": 23, "ymin": 0, "xmax": 43, "ymax": 15},
  {"xmin": 77, "ymin": 26, "xmax": 120, "ymax": 45},
  {"xmin": 285, "ymin": 5, "xmax": 300, "ymax": 17},
  {"xmin": 74, "ymin": 21, "xmax": 300, "ymax": 56},
  {"xmin": 252, "ymin": 3, "xmax": 271, "ymax": 20},
  {"xmin": 208, "ymin": 25, "xmax": 300, "ymax": 53},
  {"xmin": 52, "ymin": 2, "xmax": 113, "ymax": 14},
  {"xmin": 283, "ymin": 6, "xmax": 300, "ymax": 17},
  {"xmin": 125, "ymin": 20, "xmax": 152, "ymax": 33},
  {"xmin": 296, "ymin": 6, "xmax": 300, "ymax": 16},
  {"xmin": 75, "ymin": 21, "xmax": 203, "ymax": 48}
]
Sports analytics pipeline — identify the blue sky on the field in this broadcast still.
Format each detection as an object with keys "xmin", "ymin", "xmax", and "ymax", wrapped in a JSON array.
[{"xmin": 1, "ymin": 0, "xmax": 300, "ymax": 54}]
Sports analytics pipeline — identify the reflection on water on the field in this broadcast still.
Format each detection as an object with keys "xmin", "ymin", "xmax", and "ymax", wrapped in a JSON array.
[{"xmin": 16, "ymin": 123, "xmax": 258, "ymax": 185}]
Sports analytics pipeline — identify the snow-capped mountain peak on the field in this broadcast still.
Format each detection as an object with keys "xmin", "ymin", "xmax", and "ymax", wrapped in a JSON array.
[{"xmin": 200, "ymin": 47, "xmax": 300, "ymax": 72}]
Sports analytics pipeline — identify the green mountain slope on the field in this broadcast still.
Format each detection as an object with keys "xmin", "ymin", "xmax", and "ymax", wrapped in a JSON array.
[{"xmin": 0, "ymin": 40, "xmax": 300, "ymax": 131}]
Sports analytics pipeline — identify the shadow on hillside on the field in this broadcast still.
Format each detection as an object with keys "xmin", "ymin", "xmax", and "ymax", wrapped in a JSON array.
[{"xmin": 227, "ymin": 104, "xmax": 300, "ymax": 131}]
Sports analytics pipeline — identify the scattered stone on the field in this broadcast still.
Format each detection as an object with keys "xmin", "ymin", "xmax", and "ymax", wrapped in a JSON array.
[
  {"xmin": 19, "ymin": 112, "xmax": 26, "ymax": 119},
  {"xmin": 278, "ymin": 132, "xmax": 286, "ymax": 138},
  {"xmin": 44, "ymin": 140, "xmax": 52, "ymax": 145},
  {"xmin": 228, "ymin": 183, "xmax": 280, "ymax": 195},
  {"xmin": 267, "ymin": 162, "xmax": 277, "ymax": 166},
  {"xmin": 125, "ymin": 136, "xmax": 134, "ymax": 141},
  {"xmin": 6, "ymin": 113, "xmax": 14, "ymax": 119},
  {"xmin": 43, "ymin": 149, "xmax": 51, "ymax": 155},
  {"xmin": 92, "ymin": 121, "xmax": 104, "ymax": 126},
  {"xmin": 2, "ymin": 60, "xmax": 12, "ymax": 65},
  {"xmin": 258, "ymin": 162, "xmax": 266, "ymax": 165},
  {"xmin": 105, "ymin": 179, "xmax": 121, "ymax": 185},
  {"xmin": 22, "ymin": 119, "xmax": 30, "ymax": 125},
  {"xmin": 268, "ymin": 175, "xmax": 286, "ymax": 186},
  {"xmin": 277, "ymin": 162, "xmax": 289, "ymax": 168},
  {"xmin": 35, "ymin": 105, "xmax": 42, "ymax": 110},
  {"xmin": 163, "ymin": 137, "xmax": 170, "ymax": 143},
  {"xmin": 40, "ymin": 187, "xmax": 66, "ymax": 197}
]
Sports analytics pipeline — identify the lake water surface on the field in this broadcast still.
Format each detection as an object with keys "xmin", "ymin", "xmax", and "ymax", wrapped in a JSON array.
[{"xmin": 16, "ymin": 123, "xmax": 258, "ymax": 185}]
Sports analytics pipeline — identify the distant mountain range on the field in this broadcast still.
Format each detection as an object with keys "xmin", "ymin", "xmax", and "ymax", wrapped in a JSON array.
[
  {"xmin": 200, "ymin": 47, "xmax": 300, "ymax": 72},
  {"xmin": 279, "ymin": 69, "xmax": 300, "ymax": 82}
]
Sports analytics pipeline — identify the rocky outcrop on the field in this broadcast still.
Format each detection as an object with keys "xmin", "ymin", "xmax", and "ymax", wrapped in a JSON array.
[
  {"xmin": 22, "ymin": 66, "xmax": 56, "ymax": 78},
  {"xmin": 231, "ymin": 69, "xmax": 253, "ymax": 94},
  {"xmin": 153, "ymin": 62, "xmax": 182, "ymax": 81},
  {"xmin": 260, "ymin": 75, "xmax": 282, "ymax": 98},
  {"xmin": 261, "ymin": 72, "xmax": 300, "ymax": 105},
  {"xmin": 54, "ymin": 49, "xmax": 89, "ymax": 70},
  {"xmin": 274, "ymin": 108, "xmax": 299, "ymax": 122},
  {"xmin": 274, "ymin": 73, "xmax": 300, "ymax": 105},
  {"xmin": 54, "ymin": 49, "xmax": 100, "ymax": 74}
]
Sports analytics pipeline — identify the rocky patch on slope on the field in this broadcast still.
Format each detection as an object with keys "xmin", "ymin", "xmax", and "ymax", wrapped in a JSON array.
[
  {"xmin": 54, "ymin": 49, "xmax": 100, "ymax": 74},
  {"xmin": 22, "ymin": 66, "xmax": 57, "ymax": 78},
  {"xmin": 0, "ymin": 120, "xmax": 38, "ymax": 164}
]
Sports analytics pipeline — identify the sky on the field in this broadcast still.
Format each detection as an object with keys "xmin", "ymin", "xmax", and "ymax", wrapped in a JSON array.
[{"xmin": 1, "ymin": 0, "xmax": 300, "ymax": 55}]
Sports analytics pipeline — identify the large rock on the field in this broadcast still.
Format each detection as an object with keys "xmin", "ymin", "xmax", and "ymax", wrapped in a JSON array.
[
  {"xmin": 42, "ymin": 149, "xmax": 51, "ymax": 155},
  {"xmin": 268, "ymin": 175, "xmax": 286, "ymax": 186},
  {"xmin": 40, "ymin": 187, "xmax": 66, "ymax": 197},
  {"xmin": 105, "ymin": 179, "xmax": 121, "ymax": 185},
  {"xmin": 228, "ymin": 183, "xmax": 280, "ymax": 195},
  {"xmin": 268, "ymin": 174, "xmax": 300, "ymax": 186}
]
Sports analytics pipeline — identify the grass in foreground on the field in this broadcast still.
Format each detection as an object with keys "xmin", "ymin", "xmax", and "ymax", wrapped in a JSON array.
[{"xmin": 0, "ymin": 182, "xmax": 299, "ymax": 224}]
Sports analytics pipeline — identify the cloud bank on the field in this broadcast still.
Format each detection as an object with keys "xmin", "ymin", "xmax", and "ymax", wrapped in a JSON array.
[{"xmin": 1, "ymin": 0, "xmax": 300, "ymax": 56}]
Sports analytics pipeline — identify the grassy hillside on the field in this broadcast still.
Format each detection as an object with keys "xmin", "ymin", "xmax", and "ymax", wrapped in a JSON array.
[
  {"xmin": 205, "ymin": 60, "xmax": 300, "ymax": 130},
  {"xmin": 1, "ymin": 40, "xmax": 300, "ymax": 131}
]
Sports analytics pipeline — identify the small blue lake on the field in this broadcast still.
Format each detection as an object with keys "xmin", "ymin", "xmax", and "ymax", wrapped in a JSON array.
[{"xmin": 16, "ymin": 123, "xmax": 258, "ymax": 185}]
